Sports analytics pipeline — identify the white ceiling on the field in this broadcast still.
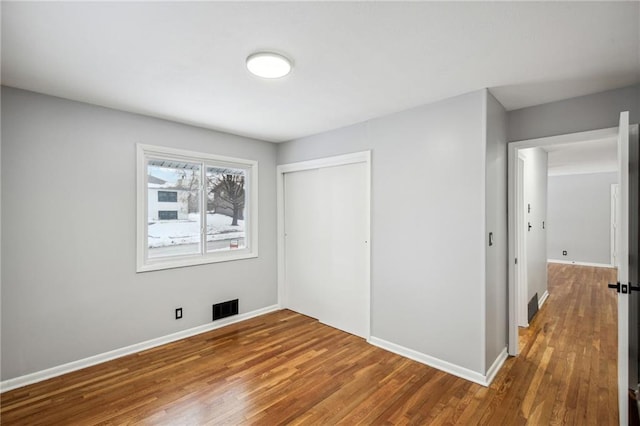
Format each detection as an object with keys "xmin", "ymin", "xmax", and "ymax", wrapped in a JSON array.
[
  {"xmin": 544, "ymin": 137, "xmax": 618, "ymax": 176},
  {"xmin": 2, "ymin": 2, "xmax": 639, "ymax": 142}
]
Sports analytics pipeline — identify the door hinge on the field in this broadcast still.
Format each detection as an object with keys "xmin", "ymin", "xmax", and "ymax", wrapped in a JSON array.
[{"xmin": 515, "ymin": 258, "xmax": 518, "ymax": 265}]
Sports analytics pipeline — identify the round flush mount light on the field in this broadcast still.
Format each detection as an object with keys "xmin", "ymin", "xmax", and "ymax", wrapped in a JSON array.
[{"xmin": 246, "ymin": 52, "xmax": 292, "ymax": 79}]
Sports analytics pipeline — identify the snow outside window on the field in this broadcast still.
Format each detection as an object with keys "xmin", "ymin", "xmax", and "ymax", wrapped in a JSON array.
[{"xmin": 137, "ymin": 144, "xmax": 258, "ymax": 272}]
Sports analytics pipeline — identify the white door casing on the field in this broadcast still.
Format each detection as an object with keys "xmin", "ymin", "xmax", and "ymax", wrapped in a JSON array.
[{"xmin": 517, "ymin": 155, "xmax": 529, "ymax": 327}]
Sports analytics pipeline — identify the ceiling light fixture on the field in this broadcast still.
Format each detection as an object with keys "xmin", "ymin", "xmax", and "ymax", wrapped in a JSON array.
[{"xmin": 246, "ymin": 52, "xmax": 292, "ymax": 79}]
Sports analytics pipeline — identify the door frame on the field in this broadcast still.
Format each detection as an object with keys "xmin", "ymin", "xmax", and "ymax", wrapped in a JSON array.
[
  {"xmin": 507, "ymin": 126, "xmax": 618, "ymax": 355},
  {"xmin": 276, "ymin": 151, "xmax": 372, "ymax": 338},
  {"xmin": 516, "ymin": 153, "xmax": 529, "ymax": 327}
]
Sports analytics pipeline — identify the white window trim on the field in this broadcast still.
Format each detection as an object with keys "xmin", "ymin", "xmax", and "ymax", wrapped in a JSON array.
[{"xmin": 136, "ymin": 143, "xmax": 258, "ymax": 272}]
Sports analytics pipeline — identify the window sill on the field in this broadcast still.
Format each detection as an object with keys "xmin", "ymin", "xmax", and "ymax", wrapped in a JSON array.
[{"xmin": 136, "ymin": 250, "xmax": 258, "ymax": 273}]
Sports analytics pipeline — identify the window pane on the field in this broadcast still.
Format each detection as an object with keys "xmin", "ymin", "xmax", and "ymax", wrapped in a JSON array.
[
  {"xmin": 158, "ymin": 210, "xmax": 178, "ymax": 220},
  {"xmin": 147, "ymin": 161, "xmax": 201, "ymax": 258},
  {"xmin": 157, "ymin": 191, "xmax": 178, "ymax": 202},
  {"xmin": 206, "ymin": 166, "xmax": 247, "ymax": 252}
]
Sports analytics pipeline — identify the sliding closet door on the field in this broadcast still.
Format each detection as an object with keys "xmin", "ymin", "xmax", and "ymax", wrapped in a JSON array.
[
  {"xmin": 283, "ymin": 161, "xmax": 369, "ymax": 338},
  {"xmin": 283, "ymin": 168, "xmax": 323, "ymax": 320},
  {"xmin": 317, "ymin": 163, "xmax": 368, "ymax": 338}
]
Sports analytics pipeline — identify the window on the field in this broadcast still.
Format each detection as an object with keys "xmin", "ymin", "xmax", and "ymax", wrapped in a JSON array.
[
  {"xmin": 158, "ymin": 210, "xmax": 178, "ymax": 220},
  {"xmin": 137, "ymin": 144, "xmax": 258, "ymax": 272},
  {"xmin": 157, "ymin": 191, "xmax": 178, "ymax": 202}
]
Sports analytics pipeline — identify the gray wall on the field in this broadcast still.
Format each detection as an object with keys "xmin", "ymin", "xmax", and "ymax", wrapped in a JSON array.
[
  {"xmin": 508, "ymin": 84, "xmax": 640, "ymax": 142},
  {"xmin": 278, "ymin": 90, "xmax": 488, "ymax": 375},
  {"xmin": 1, "ymin": 87, "xmax": 278, "ymax": 380},
  {"xmin": 521, "ymin": 148, "xmax": 548, "ymax": 303},
  {"xmin": 485, "ymin": 92, "xmax": 508, "ymax": 370},
  {"xmin": 547, "ymin": 172, "xmax": 617, "ymax": 265}
]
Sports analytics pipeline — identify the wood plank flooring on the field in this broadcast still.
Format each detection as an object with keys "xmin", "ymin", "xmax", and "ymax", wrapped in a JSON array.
[{"xmin": 1, "ymin": 264, "xmax": 617, "ymax": 425}]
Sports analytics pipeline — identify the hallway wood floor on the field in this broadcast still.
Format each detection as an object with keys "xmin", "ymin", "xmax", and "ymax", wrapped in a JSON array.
[{"xmin": 1, "ymin": 264, "xmax": 617, "ymax": 425}]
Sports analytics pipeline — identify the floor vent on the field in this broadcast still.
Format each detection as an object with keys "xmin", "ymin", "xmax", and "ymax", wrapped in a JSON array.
[
  {"xmin": 528, "ymin": 293, "xmax": 539, "ymax": 323},
  {"xmin": 212, "ymin": 299, "xmax": 239, "ymax": 321}
]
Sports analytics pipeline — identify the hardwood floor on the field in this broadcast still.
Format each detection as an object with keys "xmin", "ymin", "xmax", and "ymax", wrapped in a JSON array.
[{"xmin": 1, "ymin": 264, "xmax": 617, "ymax": 425}]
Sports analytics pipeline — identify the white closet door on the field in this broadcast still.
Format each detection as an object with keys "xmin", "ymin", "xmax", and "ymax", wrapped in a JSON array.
[
  {"xmin": 317, "ymin": 163, "xmax": 368, "ymax": 338},
  {"xmin": 283, "ymin": 161, "xmax": 369, "ymax": 338},
  {"xmin": 283, "ymin": 168, "xmax": 323, "ymax": 320}
]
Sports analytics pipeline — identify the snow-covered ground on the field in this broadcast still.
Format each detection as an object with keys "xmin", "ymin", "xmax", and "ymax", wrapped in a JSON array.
[{"xmin": 148, "ymin": 213, "xmax": 244, "ymax": 248}]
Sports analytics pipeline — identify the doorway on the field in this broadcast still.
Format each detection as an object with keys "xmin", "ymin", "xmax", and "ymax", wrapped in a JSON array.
[
  {"xmin": 508, "ymin": 126, "xmax": 620, "ymax": 354},
  {"xmin": 277, "ymin": 151, "xmax": 371, "ymax": 339},
  {"xmin": 508, "ymin": 118, "xmax": 638, "ymax": 425}
]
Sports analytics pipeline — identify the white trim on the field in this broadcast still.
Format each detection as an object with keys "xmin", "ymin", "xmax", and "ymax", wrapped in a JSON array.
[
  {"xmin": 485, "ymin": 347, "xmax": 509, "ymax": 386},
  {"xmin": 277, "ymin": 151, "xmax": 372, "ymax": 340},
  {"xmin": 549, "ymin": 168, "xmax": 618, "ymax": 177},
  {"xmin": 276, "ymin": 169, "xmax": 286, "ymax": 313},
  {"xmin": 547, "ymin": 259, "xmax": 616, "ymax": 269},
  {"xmin": 0, "ymin": 305, "xmax": 280, "ymax": 393},
  {"xmin": 507, "ymin": 145, "xmax": 518, "ymax": 354},
  {"xmin": 480, "ymin": 89, "xmax": 487, "ymax": 373},
  {"xmin": 363, "ymin": 154, "xmax": 372, "ymax": 340},
  {"xmin": 511, "ymin": 126, "xmax": 618, "ymax": 149},
  {"xmin": 277, "ymin": 151, "xmax": 370, "ymax": 174},
  {"xmin": 136, "ymin": 144, "xmax": 259, "ymax": 272},
  {"xmin": 538, "ymin": 290, "xmax": 549, "ymax": 309},
  {"xmin": 611, "ymin": 183, "xmax": 619, "ymax": 268},
  {"xmin": 368, "ymin": 337, "xmax": 507, "ymax": 387},
  {"xmin": 508, "ymin": 145, "xmax": 516, "ymax": 353},
  {"xmin": 517, "ymin": 155, "xmax": 528, "ymax": 328}
]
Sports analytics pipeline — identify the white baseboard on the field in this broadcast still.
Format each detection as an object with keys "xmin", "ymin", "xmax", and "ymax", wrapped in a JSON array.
[
  {"xmin": 538, "ymin": 290, "xmax": 549, "ymax": 309},
  {"xmin": 485, "ymin": 347, "xmax": 509, "ymax": 386},
  {"xmin": 368, "ymin": 337, "xmax": 507, "ymax": 387},
  {"xmin": 0, "ymin": 304, "xmax": 280, "ymax": 393},
  {"xmin": 547, "ymin": 259, "xmax": 615, "ymax": 269}
]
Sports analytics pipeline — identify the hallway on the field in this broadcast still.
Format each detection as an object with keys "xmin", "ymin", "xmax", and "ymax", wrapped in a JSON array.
[{"xmin": 507, "ymin": 263, "xmax": 618, "ymax": 424}]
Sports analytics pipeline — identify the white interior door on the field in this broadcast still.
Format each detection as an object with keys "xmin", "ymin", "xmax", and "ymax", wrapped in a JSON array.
[
  {"xmin": 617, "ymin": 111, "xmax": 630, "ymax": 425},
  {"xmin": 282, "ymin": 157, "xmax": 370, "ymax": 339}
]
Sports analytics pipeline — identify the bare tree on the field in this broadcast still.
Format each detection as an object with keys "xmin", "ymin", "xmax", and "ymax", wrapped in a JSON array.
[
  {"xmin": 179, "ymin": 170, "xmax": 201, "ymax": 214},
  {"xmin": 210, "ymin": 174, "xmax": 245, "ymax": 226}
]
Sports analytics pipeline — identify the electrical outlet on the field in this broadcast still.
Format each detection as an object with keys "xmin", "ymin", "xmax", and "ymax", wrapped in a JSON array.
[
  {"xmin": 562, "ymin": 250, "xmax": 567, "ymax": 256},
  {"xmin": 175, "ymin": 308, "xmax": 183, "ymax": 319}
]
